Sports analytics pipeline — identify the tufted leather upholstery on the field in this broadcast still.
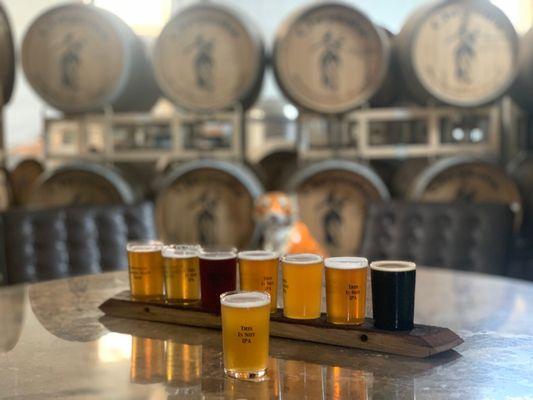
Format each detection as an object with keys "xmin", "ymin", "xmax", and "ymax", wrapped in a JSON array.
[
  {"xmin": 360, "ymin": 201, "xmax": 513, "ymax": 276},
  {"xmin": 0, "ymin": 202, "xmax": 156, "ymax": 285}
]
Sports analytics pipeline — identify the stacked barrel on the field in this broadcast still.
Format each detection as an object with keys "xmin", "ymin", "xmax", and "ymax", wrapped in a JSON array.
[{"xmin": 8, "ymin": 0, "xmax": 533, "ymax": 253}]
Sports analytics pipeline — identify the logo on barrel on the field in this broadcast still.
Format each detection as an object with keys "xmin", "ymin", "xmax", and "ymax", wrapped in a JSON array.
[
  {"xmin": 59, "ymin": 33, "xmax": 84, "ymax": 91},
  {"xmin": 185, "ymin": 34, "xmax": 215, "ymax": 92},
  {"xmin": 311, "ymin": 31, "xmax": 344, "ymax": 91},
  {"xmin": 317, "ymin": 190, "xmax": 347, "ymax": 248},
  {"xmin": 191, "ymin": 190, "xmax": 219, "ymax": 245}
]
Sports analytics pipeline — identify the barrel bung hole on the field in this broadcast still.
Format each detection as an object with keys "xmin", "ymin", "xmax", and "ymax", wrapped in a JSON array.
[
  {"xmin": 144, "ymin": 307, "xmax": 150, "ymax": 313},
  {"xmin": 360, "ymin": 334, "xmax": 368, "ymax": 342}
]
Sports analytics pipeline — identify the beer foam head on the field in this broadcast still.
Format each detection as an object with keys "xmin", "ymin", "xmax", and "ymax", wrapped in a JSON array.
[
  {"xmin": 325, "ymin": 257, "xmax": 368, "ymax": 270},
  {"xmin": 220, "ymin": 291, "xmax": 271, "ymax": 308},
  {"xmin": 370, "ymin": 261, "xmax": 416, "ymax": 272},
  {"xmin": 127, "ymin": 240, "xmax": 163, "ymax": 252},
  {"xmin": 281, "ymin": 253, "xmax": 323, "ymax": 265},
  {"xmin": 238, "ymin": 250, "xmax": 279, "ymax": 261},
  {"xmin": 162, "ymin": 244, "xmax": 200, "ymax": 258},
  {"xmin": 199, "ymin": 247, "xmax": 237, "ymax": 260}
]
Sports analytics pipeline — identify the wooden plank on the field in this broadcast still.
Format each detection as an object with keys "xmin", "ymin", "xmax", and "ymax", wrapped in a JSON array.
[{"xmin": 99, "ymin": 291, "xmax": 463, "ymax": 358}]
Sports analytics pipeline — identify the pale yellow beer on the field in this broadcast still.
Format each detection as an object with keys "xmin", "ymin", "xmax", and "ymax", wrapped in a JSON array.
[
  {"xmin": 282, "ymin": 253, "xmax": 323, "ymax": 319},
  {"xmin": 127, "ymin": 240, "xmax": 164, "ymax": 300},
  {"xmin": 325, "ymin": 257, "xmax": 368, "ymax": 325},
  {"xmin": 162, "ymin": 245, "xmax": 201, "ymax": 305},
  {"xmin": 220, "ymin": 291, "xmax": 271, "ymax": 379},
  {"xmin": 238, "ymin": 250, "xmax": 279, "ymax": 313}
]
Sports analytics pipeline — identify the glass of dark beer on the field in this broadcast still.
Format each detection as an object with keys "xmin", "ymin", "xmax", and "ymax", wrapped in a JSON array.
[
  {"xmin": 199, "ymin": 247, "xmax": 237, "ymax": 313},
  {"xmin": 370, "ymin": 261, "xmax": 416, "ymax": 331}
]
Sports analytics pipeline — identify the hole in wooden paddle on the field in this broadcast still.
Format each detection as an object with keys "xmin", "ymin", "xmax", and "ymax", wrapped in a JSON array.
[{"xmin": 360, "ymin": 334, "xmax": 368, "ymax": 342}]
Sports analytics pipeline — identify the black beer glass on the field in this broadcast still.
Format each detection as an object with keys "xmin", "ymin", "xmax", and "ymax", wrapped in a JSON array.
[{"xmin": 370, "ymin": 261, "xmax": 416, "ymax": 331}]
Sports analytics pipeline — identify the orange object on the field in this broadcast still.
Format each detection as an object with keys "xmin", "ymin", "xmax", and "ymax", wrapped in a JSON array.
[{"xmin": 254, "ymin": 191, "xmax": 327, "ymax": 257}]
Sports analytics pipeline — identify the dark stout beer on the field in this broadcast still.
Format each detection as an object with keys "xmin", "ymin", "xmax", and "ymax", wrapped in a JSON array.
[{"xmin": 370, "ymin": 261, "xmax": 416, "ymax": 331}]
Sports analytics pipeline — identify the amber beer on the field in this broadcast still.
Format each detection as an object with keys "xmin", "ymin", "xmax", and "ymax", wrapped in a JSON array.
[
  {"xmin": 371, "ymin": 261, "xmax": 416, "ymax": 331},
  {"xmin": 282, "ymin": 253, "xmax": 323, "ymax": 319},
  {"xmin": 238, "ymin": 250, "xmax": 279, "ymax": 313},
  {"xmin": 162, "ymin": 245, "xmax": 201, "ymax": 305},
  {"xmin": 127, "ymin": 240, "xmax": 164, "ymax": 300},
  {"xmin": 220, "ymin": 291, "xmax": 271, "ymax": 379},
  {"xmin": 325, "ymin": 257, "xmax": 368, "ymax": 325}
]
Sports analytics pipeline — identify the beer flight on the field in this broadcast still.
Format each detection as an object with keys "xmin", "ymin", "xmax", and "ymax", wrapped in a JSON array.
[{"xmin": 127, "ymin": 241, "xmax": 416, "ymax": 380}]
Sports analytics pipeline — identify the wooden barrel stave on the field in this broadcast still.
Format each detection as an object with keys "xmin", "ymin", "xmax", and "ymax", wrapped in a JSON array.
[
  {"xmin": 0, "ymin": 3, "xmax": 15, "ymax": 105},
  {"xmin": 28, "ymin": 162, "xmax": 134, "ymax": 207},
  {"xmin": 286, "ymin": 160, "xmax": 389, "ymax": 256},
  {"xmin": 153, "ymin": 3, "xmax": 265, "ymax": 113},
  {"xmin": 511, "ymin": 28, "xmax": 533, "ymax": 110},
  {"xmin": 9, "ymin": 159, "xmax": 44, "ymax": 206},
  {"xmin": 273, "ymin": 2, "xmax": 391, "ymax": 114},
  {"xmin": 22, "ymin": 3, "xmax": 160, "ymax": 114},
  {"xmin": 155, "ymin": 160, "xmax": 264, "ymax": 248},
  {"xmin": 396, "ymin": 0, "xmax": 518, "ymax": 107}
]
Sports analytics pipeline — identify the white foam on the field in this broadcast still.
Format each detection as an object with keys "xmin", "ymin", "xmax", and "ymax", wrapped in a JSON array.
[
  {"xmin": 199, "ymin": 252, "xmax": 236, "ymax": 261},
  {"xmin": 162, "ymin": 245, "xmax": 199, "ymax": 259},
  {"xmin": 238, "ymin": 250, "xmax": 279, "ymax": 261},
  {"xmin": 325, "ymin": 257, "xmax": 368, "ymax": 270},
  {"xmin": 127, "ymin": 241, "xmax": 162, "ymax": 253},
  {"xmin": 281, "ymin": 253, "xmax": 323, "ymax": 265},
  {"xmin": 220, "ymin": 291, "xmax": 271, "ymax": 308},
  {"xmin": 370, "ymin": 261, "xmax": 416, "ymax": 272}
]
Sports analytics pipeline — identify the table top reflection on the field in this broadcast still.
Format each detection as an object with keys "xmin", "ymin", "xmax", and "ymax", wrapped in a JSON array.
[{"xmin": 0, "ymin": 268, "xmax": 533, "ymax": 399}]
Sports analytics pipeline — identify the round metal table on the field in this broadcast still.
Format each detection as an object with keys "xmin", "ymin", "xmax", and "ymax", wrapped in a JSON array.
[{"xmin": 0, "ymin": 268, "xmax": 532, "ymax": 399}]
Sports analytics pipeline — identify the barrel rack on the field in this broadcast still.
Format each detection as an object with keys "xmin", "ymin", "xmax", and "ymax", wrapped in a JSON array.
[
  {"xmin": 43, "ymin": 103, "xmax": 507, "ymax": 165},
  {"xmin": 43, "ymin": 104, "xmax": 245, "ymax": 165}
]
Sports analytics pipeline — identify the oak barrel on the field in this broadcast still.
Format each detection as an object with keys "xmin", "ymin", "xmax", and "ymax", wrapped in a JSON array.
[
  {"xmin": 0, "ymin": 166, "xmax": 12, "ymax": 211},
  {"xmin": 511, "ymin": 27, "xmax": 533, "ymax": 109},
  {"xmin": 0, "ymin": 3, "xmax": 15, "ymax": 105},
  {"xmin": 411, "ymin": 156, "xmax": 522, "ymax": 229},
  {"xmin": 273, "ymin": 2, "xmax": 391, "ymax": 114},
  {"xmin": 392, "ymin": 158, "xmax": 431, "ymax": 199},
  {"xmin": 286, "ymin": 160, "xmax": 390, "ymax": 256},
  {"xmin": 396, "ymin": 0, "xmax": 518, "ymax": 107},
  {"xmin": 28, "ymin": 162, "xmax": 134, "ymax": 206},
  {"xmin": 9, "ymin": 158, "xmax": 44, "ymax": 206},
  {"xmin": 22, "ymin": 3, "xmax": 160, "ymax": 114},
  {"xmin": 507, "ymin": 153, "xmax": 533, "ymax": 236},
  {"xmin": 153, "ymin": 3, "xmax": 265, "ymax": 112},
  {"xmin": 155, "ymin": 160, "xmax": 264, "ymax": 248}
]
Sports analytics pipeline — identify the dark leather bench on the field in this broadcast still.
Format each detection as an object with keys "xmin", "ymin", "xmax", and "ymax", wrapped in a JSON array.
[
  {"xmin": 360, "ymin": 201, "xmax": 514, "ymax": 276},
  {"xmin": 0, "ymin": 202, "xmax": 156, "ymax": 285}
]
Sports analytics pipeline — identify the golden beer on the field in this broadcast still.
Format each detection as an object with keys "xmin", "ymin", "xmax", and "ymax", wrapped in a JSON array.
[
  {"xmin": 162, "ymin": 245, "xmax": 201, "ymax": 304},
  {"xmin": 220, "ymin": 291, "xmax": 271, "ymax": 379},
  {"xmin": 282, "ymin": 253, "xmax": 323, "ymax": 319},
  {"xmin": 238, "ymin": 250, "xmax": 279, "ymax": 313},
  {"xmin": 325, "ymin": 257, "xmax": 368, "ymax": 325},
  {"xmin": 127, "ymin": 240, "xmax": 164, "ymax": 300}
]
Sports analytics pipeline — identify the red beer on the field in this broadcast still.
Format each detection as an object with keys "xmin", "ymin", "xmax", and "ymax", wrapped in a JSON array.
[{"xmin": 199, "ymin": 247, "xmax": 237, "ymax": 313}]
